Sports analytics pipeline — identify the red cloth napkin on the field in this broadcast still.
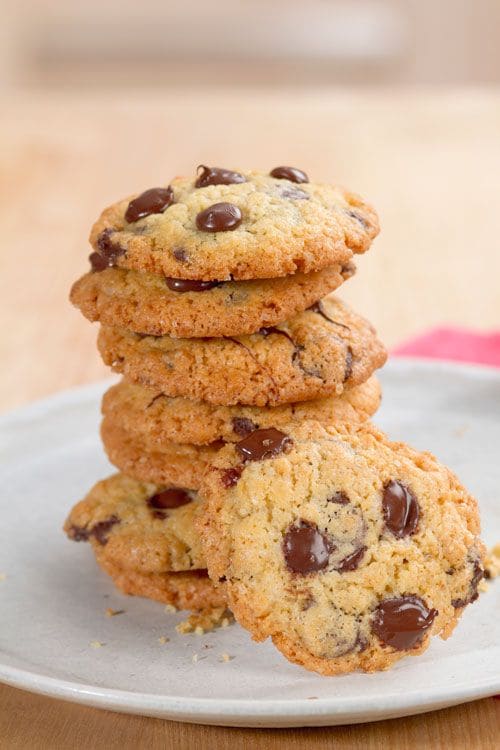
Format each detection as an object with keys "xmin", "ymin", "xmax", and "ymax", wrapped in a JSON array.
[{"xmin": 392, "ymin": 327, "xmax": 500, "ymax": 367}]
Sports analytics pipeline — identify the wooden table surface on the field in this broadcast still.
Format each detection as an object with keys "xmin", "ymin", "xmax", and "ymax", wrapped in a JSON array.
[{"xmin": 0, "ymin": 89, "xmax": 499, "ymax": 748}]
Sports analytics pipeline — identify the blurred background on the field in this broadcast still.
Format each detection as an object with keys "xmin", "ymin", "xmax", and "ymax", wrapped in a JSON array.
[
  {"xmin": 2, "ymin": 0, "xmax": 500, "ymax": 89},
  {"xmin": 1, "ymin": 0, "xmax": 499, "ymax": 409}
]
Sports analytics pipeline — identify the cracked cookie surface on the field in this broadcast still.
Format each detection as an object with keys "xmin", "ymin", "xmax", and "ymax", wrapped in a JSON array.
[
  {"xmin": 198, "ymin": 421, "xmax": 485, "ymax": 675},
  {"xmin": 97, "ymin": 295, "xmax": 387, "ymax": 406},
  {"xmin": 89, "ymin": 168, "xmax": 379, "ymax": 280},
  {"xmin": 102, "ymin": 376, "xmax": 381, "ymax": 447},
  {"xmin": 100, "ymin": 420, "xmax": 220, "ymax": 488}
]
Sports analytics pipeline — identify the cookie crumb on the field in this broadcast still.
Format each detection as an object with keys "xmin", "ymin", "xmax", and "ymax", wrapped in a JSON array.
[
  {"xmin": 165, "ymin": 604, "xmax": 178, "ymax": 614},
  {"xmin": 158, "ymin": 636, "xmax": 170, "ymax": 645},
  {"xmin": 105, "ymin": 608, "xmax": 125, "ymax": 617},
  {"xmin": 90, "ymin": 640, "xmax": 104, "ymax": 648},
  {"xmin": 177, "ymin": 607, "xmax": 233, "ymax": 634},
  {"xmin": 453, "ymin": 425, "xmax": 469, "ymax": 437},
  {"xmin": 484, "ymin": 543, "xmax": 500, "ymax": 580},
  {"xmin": 191, "ymin": 653, "xmax": 207, "ymax": 663},
  {"xmin": 219, "ymin": 653, "xmax": 234, "ymax": 663}
]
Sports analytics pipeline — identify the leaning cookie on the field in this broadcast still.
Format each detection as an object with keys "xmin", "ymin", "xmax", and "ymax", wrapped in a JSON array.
[
  {"xmin": 198, "ymin": 421, "xmax": 485, "ymax": 675},
  {"xmin": 97, "ymin": 295, "xmax": 387, "ymax": 407},
  {"xmin": 100, "ymin": 420, "xmax": 220, "ymax": 489},
  {"xmin": 89, "ymin": 167, "xmax": 379, "ymax": 281},
  {"xmin": 71, "ymin": 264, "xmax": 354, "ymax": 338},
  {"xmin": 102, "ymin": 376, "xmax": 381, "ymax": 447}
]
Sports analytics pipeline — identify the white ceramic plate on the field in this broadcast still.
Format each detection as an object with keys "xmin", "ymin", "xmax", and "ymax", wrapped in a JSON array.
[{"xmin": 0, "ymin": 359, "xmax": 498, "ymax": 727}]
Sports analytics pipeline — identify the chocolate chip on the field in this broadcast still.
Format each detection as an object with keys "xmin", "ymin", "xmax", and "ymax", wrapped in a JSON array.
[
  {"xmin": 344, "ymin": 347, "xmax": 353, "ymax": 382},
  {"xmin": 382, "ymin": 480, "xmax": 419, "ymax": 538},
  {"xmin": 221, "ymin": 466, "xmax": 243, "ymax": 488},
  {"xmin": 371, "ymin": 595, "xmax": 437, "ymax": 651},
  {"xmin": 270, "ymin": 166, "xmax": 309, "ymax": 184},
  {"xmin": 125, "ymin": 187, "xmax": 174, "ymax": 223},
  {"xmin": 67, "ymin": 525, "xmax": 91, "ymax": 542},
  {"xmin": 328, "ymin": 491, "xmax": 350, "ymax": 505},
  {"xmin": 347, "ymin": 209, "xmax": 368, "ymax": 229},
  {"xmin": 148, "ymin": 489, "xmax": 192, "ymax": 510},
  {"xmin": 232, "ymin": 417, "xmax": 258, "ymax": 438},
  {"xmin": 165, "ymin": 278, "xmax": 221, "ymax": 292},
  {"xmin": 195, "ymin": 165, "xmax": 246, "ymax": 187},
  {"xmin": 89, "ymin": 252, "xmax": 109, "ymax": 272},
  {"xmin": 280, "ymin": 187, "xmax": 310, "ymax": 200},
  {"xmin": 452, "ymin": 559, "xmax": 484, "ymax": 608},
  {"xmin": 283, "ymin": 520, "xmax": 331, "ymax": 574},
  {"xmin": 196, "ymin": 202, "xmax": 242, "ymax": 232},
  {"xmin": 341, "ymin": 262, "xmax": 356, "ymax": 279},
  {"xmin": 91, "ymin": 516, "xmax": 120, "ymax": 546},
  {"xmin": 236, "ymin": 427, "xmax": 292, "ymax": 462},
  {"xmin": 173, "ymin": 247, "xmax": 188, "ymax": 262},
  {"xmin": 335, "ymin": 545, "xmax": 366, "ymax": 572}
]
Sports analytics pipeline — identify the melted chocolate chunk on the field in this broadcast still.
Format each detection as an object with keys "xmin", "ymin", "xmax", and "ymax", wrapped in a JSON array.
[
  {"xmin": 371, "ymin": 595, "xmax": 437, "ymax": 651},
  {"xmin": 283, "ymin": 520, "xmax": 331, "ymax": 574},
  {"xmin": 328, "ymin": 491, "xmax": 350, "ymax": 505},
  {"xmin": 148, "ymin": 488, "xmax": 192, "ymax": 510},
  {"xmin": 270, "ymin": 166, "xmax": 309, "ymax": 184},
  {"xmin": 195, "ymin": 165, "xmax": 246, "ymax": 187},
  {"xmin": 236, "ymin": 427, "xmax": 292, "ymax": 462},
  {"xmin": 308, "ymin": 301, "xmax": 350, "ymax": 331},
  {"xmin": 232, "ymin": 417, "xmax": 258, "ymax": 438},
  {"xmin": 452, "ymin": 559, "xmax": 484, "ymax": 608},
  {"xmin": 335, "ymin": 545, "xmax": 366, "ymax": 572},
  {"xmin": 280, "ymin": 187, "xmax": 310, "ymax": 200},
  {"xmin": 89, "ymin": 252, "xmax": 109, "ymax": 272},
  {"xmin": 125, "ymin": 187, "xmax": 174, "ymax": 223},
  {"xmin": 173, "ymin": 247, "xmax": 188, "ymax": 262},
  {"xmin": 344, "ymin": 346, "xmax": 353, "ymax": 382},
  {"xmin": 382, "ymin": 480, "xmax": 419, "ymax": 538},
  {"xmin": 91, "ymin": 516, "xmax": 120, "ymax": 546},
  {"xmin": 221, "ymin": 466, "xmax": 243, "ymax": 488},
  {"xmin": 165, "ymin": 277, "xmax": 221, "ymax": 293},
  {"xmin": 196, "ymin": 202, "xmax": 242, "ymax": 232},
  {"xmin": 94, "ymin": 228, "xmax": 126, "ymax": 267},
  {"xmin": 259, "ymin": 326, "xmax": 296, "ymax": 346}
]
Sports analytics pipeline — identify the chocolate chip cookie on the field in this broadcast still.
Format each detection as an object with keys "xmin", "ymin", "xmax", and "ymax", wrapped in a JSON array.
[
  {"xmin": 64, "ymin": 473, "xmax": 226, "ymax": 610},
  {"xmin": 97, "ymin": 295, "xmax": 387, "ymax": 406},
  {"xmin": 102, "ymin": 376, "xmax": 381, "ymax": 447},
  {"xmin": 89, "ymin": 167, "xmax": 379, "ymax": 281},
  {"xmin": 198, "ymin": 421, "xmax": 485, "ymax": 675},
  {"xmin": 100, "ymin": 419, "xmax": 220, "ymax": 488},
  {"xmin": 70, "ymin": 263, "xmax": 354, "ymax": 338}
]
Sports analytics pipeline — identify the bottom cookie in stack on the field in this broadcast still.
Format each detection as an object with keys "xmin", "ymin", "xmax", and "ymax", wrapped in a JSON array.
[
  {"xmin": 100, "ymin": 376, "xmax": 382, "ymax": 488},
  {"xmin": 63, "ymin": 473, "xmax": 226, "ymax": 613}
]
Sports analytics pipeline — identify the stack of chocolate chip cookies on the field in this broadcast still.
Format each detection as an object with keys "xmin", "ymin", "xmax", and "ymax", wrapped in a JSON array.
[{"xmin": 65, "ymin": 165, "xmax": 485, "ymax": 675}]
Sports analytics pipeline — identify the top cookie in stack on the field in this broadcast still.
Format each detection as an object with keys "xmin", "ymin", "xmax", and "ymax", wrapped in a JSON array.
[{"xmin": 72, "ymin": 165, "xmax": 379, "ymax": 338}]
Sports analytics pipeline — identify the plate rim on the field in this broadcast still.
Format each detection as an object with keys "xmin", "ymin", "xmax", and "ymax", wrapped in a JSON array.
[{"xmin": 1, "ymin": 357, "xmax": 499, "ymax": 725}]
